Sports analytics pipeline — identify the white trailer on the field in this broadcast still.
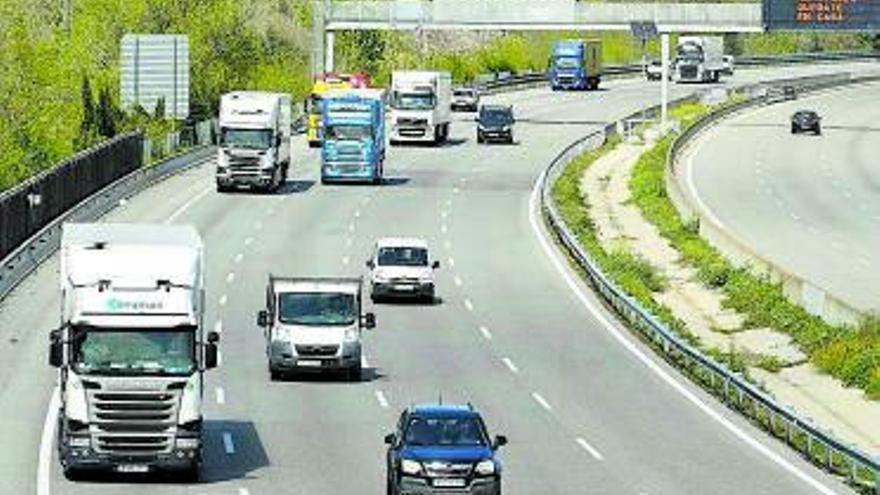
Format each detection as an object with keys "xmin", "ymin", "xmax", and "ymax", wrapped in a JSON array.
[
  {"xmin": 216, "ymin": 91, "xmax": 292, "ymax": 192},
  {"xmin": 51, "ymin": 223, "xmax": 218, "ymax": 480},
  {"xmin": 675, "ymin": 36, "xmax": 725, "ymax": 83},
  {"xmin": 389, "ymin": 71, "xmax": 452, "ymax": 145}
]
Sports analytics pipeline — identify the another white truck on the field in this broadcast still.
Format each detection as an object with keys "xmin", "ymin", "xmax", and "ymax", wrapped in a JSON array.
[
  {"xmin": 50, "ymin": 223, "xmax": 218, "ymax": 480},
  {"xmin": 674, "ymin": 36, "xmax": 725, "ymax": 83},
  {"xmin": 257, "ymin": 276, "xmax": 375, "ymax": 381},
  {"xmin": 389, "ymin": 71, "xmax": 452, "ymax": 145},
  {"xmin": 216, "ymin": 91, "xmax": 292, "ymax": 192}
]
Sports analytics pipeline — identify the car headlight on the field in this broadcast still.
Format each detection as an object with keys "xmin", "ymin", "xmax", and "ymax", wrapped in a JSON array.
[
  {"xmin": 475, "ymin": 459, "xmax": 495, "ymax": 475},
  {"xmin": 344, "ymin": 328, "xmax": 359, "ymax": 343},
  {"xmin": 175, "ymin": 437, "xmax": 200, "ymax": 449},
  {"xmin": 68, "ymin": 436, "xmax": 91, "ymax": 448},
  {"xmin": 401, "ymin": 459, "xmax": 422, "ymax": 475}
]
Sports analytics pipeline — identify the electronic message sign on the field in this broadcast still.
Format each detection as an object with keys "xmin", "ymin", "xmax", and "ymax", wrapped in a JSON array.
[{"xmin": 765, "ymin": 0, "xmax": 880, "ymax": 30}]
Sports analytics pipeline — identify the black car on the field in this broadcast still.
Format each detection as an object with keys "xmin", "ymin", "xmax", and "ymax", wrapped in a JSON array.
[
  {"xmin": 385, "ymin": 404, "xmax": 507, "ymax": 495},
  {"xmin": 791, "ymin": 110, "xmax": 821, "ymax": 135},
  {"xmin": 476, "ymin": 105, "xmax": 515, "ymax": 144}
]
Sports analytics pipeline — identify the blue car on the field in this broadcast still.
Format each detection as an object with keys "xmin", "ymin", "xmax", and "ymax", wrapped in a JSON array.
[{"xmin": 385, "ymin": 404, "xmax": 507, "ymax": 495}]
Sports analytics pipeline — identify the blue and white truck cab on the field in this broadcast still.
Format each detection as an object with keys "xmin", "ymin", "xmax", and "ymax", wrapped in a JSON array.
[{"xmin": 320, "ymin": 88, "xmax": 386, "ymax": 185}]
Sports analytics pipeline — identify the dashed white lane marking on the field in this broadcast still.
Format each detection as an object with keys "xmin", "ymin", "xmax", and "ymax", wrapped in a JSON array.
[
  {"xmin": 445, "ymin": 199, "xmax": 453, "ymax": 207},
  {"xmin": 348, "ymin": 223, "xmax": 356, "ymax": 232},
  {"xmin": 342, "ymin": 256, "xmax": 350, "ymax": 266},
  {"xmin": 502, "ymin": 358, "xmax": 519, "ymax": 374},
  {"xmin": 576, "ymin": 437, "xmax": 605, "ymax": 461},
  {"xmin": 454, "ymin": 276, "xmax": 463, "ymax": 287},
  {"xmin": 235, "ymin": 253, "xmax": 244, "ymax": 263},
  {"xmin": 214, "ymin": 320, "xmax": 223, "ymax": 335},
  {"xmin": 245, "ymin": 237, "xmax": 254, "ymax": 246},
  {"xmin": 268, "ymin": 207, "xmax": 276, "ymax": 215},
  {"xmin": 239, "ymin": 488, "xmax": 251, "ymax": 495},
  {"xmin": 531, "ymin": 392, "xmax": 552, "ymax": 411},
  {"xmin": 164, "ymin": 185, "xmax": 212, "ymax": 224},
  {"xmin": 226, "ymin": 272, "xmax": 235, "ymax": 283},
  {"xmin": 375, "ymin": 390, "xmax": 390, "ymax": 409},
  {"xmin": 453, "ymin": 186, "xmax": 460, "ymax": 194},
  {"xmin": 448, "ymin": 257, "xmax": 455, "ymax": 268},
  {"xmin": 479, "ymin": 326, "xmax": 493, "ymax": 340},
  {"xmin": 441, "ymin": 211, "xmax": 449, "ymax": 219},
  {"xmin": 255, "ymin": 221, "xmax": 263, "ymax": 231},
  {"xmin": 216, "ymin": 387, "xmax": 226, "ymax": 405},
  {"xmin": 444, "ymin": 240, "xmax": 452, "ymax": 250},
  {"xmin": 354, "ymin": 210, "xmax": 361, "ymax": 218},
  {"xmin": 528, "ymin": 168, "xmax": 841, "ymax": 495},
  {"xmin": 223, "ymin": 432, "xmax": 236, "ymax": 454},
  {"xmin": 464, "ymin": 299, "xmax": 474, "ymax": 311},
  {"xmin": 441, "ymin": 224, "xmax": 448, "ymax": 234},
  {"xmin": 37, "ymin": 387, "xmax": 60, "ymax": 495},
  {"xmin": 219, "ymin": 295, "xmax": 228, "ymax": 306}
]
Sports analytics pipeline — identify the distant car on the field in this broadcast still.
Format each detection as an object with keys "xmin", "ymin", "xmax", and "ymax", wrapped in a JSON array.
[
  {"xmin": 367, "ymin": 238, "xmax": 439, "ymax": 303},
  {"xmin": 721, "ymin": 55, "xmax": 735, "ymax": 76},
  {"xmin": 452, "ymin": 87, "xmax": 480, "ymax": 112},
  {"xmin": 791, "ymin": 110, "xmax": 821, "ymax": 135},
  {"xmin": 385, "ymin": 403, "xmax": 507, "ymax": 495},
  {"xmin": 645, "ymin": 59, "xmax": 672, "ymax": 81},
  {"xmin": 476, "ymin": 105, "xmax": 515, "ymax": 144}
]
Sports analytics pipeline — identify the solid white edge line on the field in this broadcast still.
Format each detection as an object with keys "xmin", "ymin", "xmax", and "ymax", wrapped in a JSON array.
[
  {"xmin": 216, "ymin": 387, "xmax": 226, "ymax": 405},
  {"xmin": 454, "ymin": 276, "xmax": 463, "ymax": 287},
  {"xmin": 223, "ymin": 432, "xmax": 236, "ymax": 454},
  {"xmin": 479, "ymin": 326, "xmax": 492, "ymax": 340},
  {"xmin": 684, "ymin": 125, "xmax": 728, "ymax": 231},
  {"xmin": 464, "ymin": 299, "xmax": 474, "ymax": 311},
  {"xmin": 531, "ymin": 392, "xmax": 552, "ymax": 411},
  {"xmin": 502, "ymin": 357, "xmax": 519, "ymax": 374},
  {"xmin": 528, "ymin": 170, "xmax": 840, "ymax": 495},
  {"xmin": 164, "ymin": 185, "xmax": 212, "ymax": 224},
  {"xmin": 226, "ymin": 272, "xmax": 235, "ymax": 283},
  {"xmin": 37, "ymin": 387, "xmax": 60, "ymax": 495},
  {"xmin": 375, "ymin": 390, "xmax": 390, "ymax": 409},
  {"xmin": 576, "ymin": 437, "xmax": 604, "ymax": 461}
]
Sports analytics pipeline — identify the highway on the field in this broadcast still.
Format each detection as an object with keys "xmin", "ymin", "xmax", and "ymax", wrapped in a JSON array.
[
  {"xmin": 0, "ymin": 64, "xmax": 873, "ymax": 495},
  {"xmin": 683, "ymin": 81, "xmax": 880, "ymax": 314}
]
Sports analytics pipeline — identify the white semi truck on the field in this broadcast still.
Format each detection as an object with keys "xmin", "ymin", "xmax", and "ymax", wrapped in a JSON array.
[
  {"xmin": 216, "ymin": 91, "xmax": 292, "ymax": 192},
  {"xmin": 50, "ymin": 223, "xmax": 218, "ymax": 480},
  {"xmin": 674, "ymin": 36, "xmax": 725, "ymax": 83},
  {"xmin": 389, "ymin": 71, "xmax": 452, "ymax": 145}
]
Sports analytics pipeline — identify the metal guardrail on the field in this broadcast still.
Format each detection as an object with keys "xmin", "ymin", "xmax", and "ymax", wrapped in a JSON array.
[{"xmin": 539, "ymin": 73, "xmax": 880, "ymax": 491}]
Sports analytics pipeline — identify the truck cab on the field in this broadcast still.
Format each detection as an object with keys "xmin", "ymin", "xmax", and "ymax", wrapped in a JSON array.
[
  {"xmin": 257, "ymin": 276, "xmax": 375, "ymax": 381},
  {"xmin": 321, "ymin": 88, "xmax": 386, "ymax": 184},
  {"xmin": 306, "ymin": 78, "xmax": 352, "ymax": 147},
  {"xmin": 216, "ymin": 92, "xmax": 292, "ymax": 193},
  {"xmin": 51, "ymin": 223, "xmax": 218, "ymax": 480},
  {"xmin": 390, "ymin": 71, "xmax": 452, "ymax": 145},
  {"xmin": 549, "ymin": 39, "xmax": 602, "ymax": 91},
  {"xmin": 674, "ymin": 36, "xmax": 725, "ymax": 83}
]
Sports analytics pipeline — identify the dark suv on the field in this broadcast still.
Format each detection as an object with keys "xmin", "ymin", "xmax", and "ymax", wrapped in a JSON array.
[
  {"xmin": 385, "ymin": 404, "xmax": 507, "ymax": 495},
  {"xmin": 476, "ymin": 105, "xmax": 515, "ymax": 144},
  {"xmin": 791, "ymin": 109, "xmax": 821, "ymax": 135}
]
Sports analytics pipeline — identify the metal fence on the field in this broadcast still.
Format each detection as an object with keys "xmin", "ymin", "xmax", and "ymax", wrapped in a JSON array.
[
  {"xmin": 0, "ymin": 134, "xmax": 142, "ymax": 262},
  {"xmin": 539, "ymin": 74, "xmax": 880, "ymax": 491}
]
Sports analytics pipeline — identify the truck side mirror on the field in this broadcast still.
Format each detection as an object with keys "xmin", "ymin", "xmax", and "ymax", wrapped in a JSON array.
[
  {"xmin": 49, "ymin": 329, "xmax": 63, "ymax": 368},
  {"xmin": 363, "ymin": 312, "xmax": 376, "ymax": 329},
  {"xmin": 257, "ymin": 310, "xmax": 269, "ymax": 327},
  {"xmin": 431, "ymin": 260, "xmax": 440, "ymax": 269},
  {"xmin": 493, "ymin": 435, "xmax": 508, "ymax": 449},
  {"xmin": 384, "ymin": 433, "xmax": 396, "ymax": 445},
  {"xmin": 366, "ymin": 259, "xmax": 375, "ymax": 269},
  {"xmin": 205, "ymin": 331, "xmax": 220, "ymax": 369},
  {"xmin": 276, "ymin": 135, "xmax": 282, "ymax": 147}
]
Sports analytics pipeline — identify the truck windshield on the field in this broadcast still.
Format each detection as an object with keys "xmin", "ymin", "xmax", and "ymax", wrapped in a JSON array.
[
  {"xmin": 392, "ymin": 92, "xmax": 435, "ymax": 110},
  {"xmin": 404, "ymin": 416, "xmax": 489, "ymax": 447},
  {"xmin": 326, "ymin": 125, "xmax": 372, "ymax": 141},
  {"xmin": 378, "ymin": 247, "xmax": 428, "ymax": 267},
  {"xmin": 554, "ymin": 57, "xmax": 581, "ymax": 70},
  {"xmin": 221, "ymin": 128, "xmax": 272, "ymax": 150},
  {"xmin": 678, "ymin": 46, "xmax": 703, "ymax": 62},
  {"xmin": 278, "ymin": 292, "xmax": 357, "ymax": 326},
  {"xmin": 71, "ymin": 327, "xmax": 196, "ymax": 376}
]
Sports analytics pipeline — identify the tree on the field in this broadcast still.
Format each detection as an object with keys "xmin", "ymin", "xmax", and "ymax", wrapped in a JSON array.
[
  {"xmin": 76, "ymin": 75, "xmax": 97, "ymax": 149},
  {"xmin": 96, "ymin": 87, "xmax": 117, "ymax": 138},
  {"xmin": 153, "ymin": 97, "xmax": 166, "ymax": 120}
]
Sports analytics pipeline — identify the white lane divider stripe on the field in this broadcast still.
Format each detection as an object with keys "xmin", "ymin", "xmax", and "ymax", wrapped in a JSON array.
[
  {"xmin": 576, "ymin": 437, "xmax": 604, "ymax": 461},
  {"xmin": 234, "ymin": 253, "xmax": 244, "ymax": 263},
  {"xmin": 342, "ymin": 256, "xmax": 350, "ymax": 266},
  {"xmin": 37, "ymin": 387, "xmax": 60, "ymax": 495},
  {"xmin": 441, "ymin": 224, "xmax": 448, "ymax": 234},
  {"xmin": 454, "ymin": 276, "xmax": 463, "ymax": 287},
  {"xmin": 216, "ymin": 387, "xmax": 226, "ymax": 405},
  {"xmin": 226, "ymin": 272, "xmax": 235, "ymax": 283},
  {"xmin": 531, "ymin": 392, "xmax": 552, "ymax": 411},
  {"xmin": 375, "ymin": 390, "xmax": 390, "ymax": 409},
  {"xmin": 239, "ymin": 488, "xmax": 251, "ymax": 495},
  {"xmin": 164, "ymin": 185, "xmax": 212, "ymax": 224},
  {"xmin": 448, "ymin": 257, "xmax": 455, "ymax": 268},
  {"xmin": 223, "ymin": 432, "xmax": 236, "ymax": 454},
  {"xmin": 479, "ymin": 326, "xmax": 493, "ymax": 340},
  {"xmin": 528, "ymin": 168, "xmax": 840, "ymax": 495},
  {"xmin": 502, "ymin": 358, "xmax": 519, "ymax": 374},
  {"xmin": 348, "ymin": 223, "xmax": 356, "ymax": 232},
  {"xmin": 346, "ymin": 238, "xmax": 353, "ymax": 247},
  {"xmin": 255, "ymin": 221, "xmax": 263, "ymax": 231},
  {"xmin": 354, "ymin": 210, "xmax": 361, "ymax": 218},
  {"xmin": 219, "ymin": 295, "xmax": 228, "ymax": 306},
  {"xmin": 245, "ymin": 237, "xmax": 254, "ymax": 246},
  {"xmin": 464, "ymin": 299, "xmax": 474, "ymax": 311}
]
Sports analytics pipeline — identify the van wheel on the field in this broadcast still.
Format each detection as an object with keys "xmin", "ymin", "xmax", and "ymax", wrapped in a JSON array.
[{"xmin": 180, "ymin": 462, "xmax": 200, "ymax": 483}]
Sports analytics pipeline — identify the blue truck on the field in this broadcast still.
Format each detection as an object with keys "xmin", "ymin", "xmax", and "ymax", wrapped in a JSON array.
[
  {"xmin": 321, "ymin": 88, "xmax": 386, "ymax": 184},
  {"xmin": 548, "ymin": 39, "xmax": 602, "ymax": 91}
]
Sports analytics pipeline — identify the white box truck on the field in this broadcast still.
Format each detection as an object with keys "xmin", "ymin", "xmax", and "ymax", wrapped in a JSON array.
[
  {"xmin": 389, "ymin": 71, "xmax": 452, "ymax": 145},
  {"xmin": 216, "ymin": 91, "xmax": 291, "ymax": 192},
  {"xmin": 675, "ymin": 36, "xmax": 725, "ymax": 83},
  {"xmin": 50, "ymin": 223, "xmax": 218, "ymax": 480}
]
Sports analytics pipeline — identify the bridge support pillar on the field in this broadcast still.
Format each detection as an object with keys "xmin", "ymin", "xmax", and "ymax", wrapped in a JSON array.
[
  {"xmin": 325, "ymin": 30, "xmax": 336, "ymax": 73},
  {"xmin": 661, "ymin": 33, "xmax": 669, "ymax": 126}
]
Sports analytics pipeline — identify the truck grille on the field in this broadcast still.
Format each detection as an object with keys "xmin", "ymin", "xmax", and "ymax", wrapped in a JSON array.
[
  {"xmin": 295, "ymin": 344, "xmax": 339, "ymax": 356},
  {"xmin": 679, "ymin": 65, "xmax": 697, "ymax": 79},
  {"xmin": 228, "ymin": 156, "xmax": 261, "ymax": 173},
  {"xmin": 423, "ymin": 461, "xmax": 473, "ymax": 478},
  {"xmin": 88, "ymin": 390, "xmax": 180, "ymax": 455},
  {"xmin": 396, "ymin": 117, "xmax": 427, "ymax": 127}
]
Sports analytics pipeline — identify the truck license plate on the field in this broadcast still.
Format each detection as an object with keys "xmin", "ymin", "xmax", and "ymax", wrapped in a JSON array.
[
  {"xmin": 393, "ymin": 284, "xmax": 415, "ymax": 291},
  {"xmin": 434, "ymin": 478, "xmax": 466, "ymax": 488},
  {"xmin": 298, "ymin": 360, "xmax": 322, "ymax": 367},
  {"xmin": 116, "ymin": 464, "xmax": 149, "ymax": 473}
]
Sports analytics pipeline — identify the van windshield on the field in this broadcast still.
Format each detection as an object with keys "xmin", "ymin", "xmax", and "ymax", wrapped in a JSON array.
[
  {"xmin": 221, "ymin": 128, "xmax": 273, "ymax": 150},
  {"xmin": 278, "ymin": 292, "xmax": 357, "ymax": 326},
  {"xmin": 378, "ymin": 247, "xmax": 428, "ymax": 267}
]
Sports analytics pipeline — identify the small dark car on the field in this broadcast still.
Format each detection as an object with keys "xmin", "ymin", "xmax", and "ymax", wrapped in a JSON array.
[
  {"xmin": 476, "ymin": 105, "xmax": 515, "ymax": 144},
  {"xmin": 791, "ymin": 110, "xmax": 821, "ymax": 135},
  {"xmin": 385, "ymin": 404, "xmax": 507, "ymax": 495}
]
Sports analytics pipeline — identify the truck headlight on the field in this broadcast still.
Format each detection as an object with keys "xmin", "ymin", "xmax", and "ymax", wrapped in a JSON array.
[
  {"xmin": 475, "ymin": 459, "xmax": 495, "ymax": 475},
  {"xmin": 344, "ymin": 328, "xmax": 359, "ymax": 343},
  {"xmin": 175, "ymin": 437, "xmax": 200, "ymax": 449},
  {"xmin": 68, "ymin": 436, "xmax": 91, "ymax": 448},
  {"xmin": 400, "ymin": 459, "xmax": 422, "ymax": 475}
]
